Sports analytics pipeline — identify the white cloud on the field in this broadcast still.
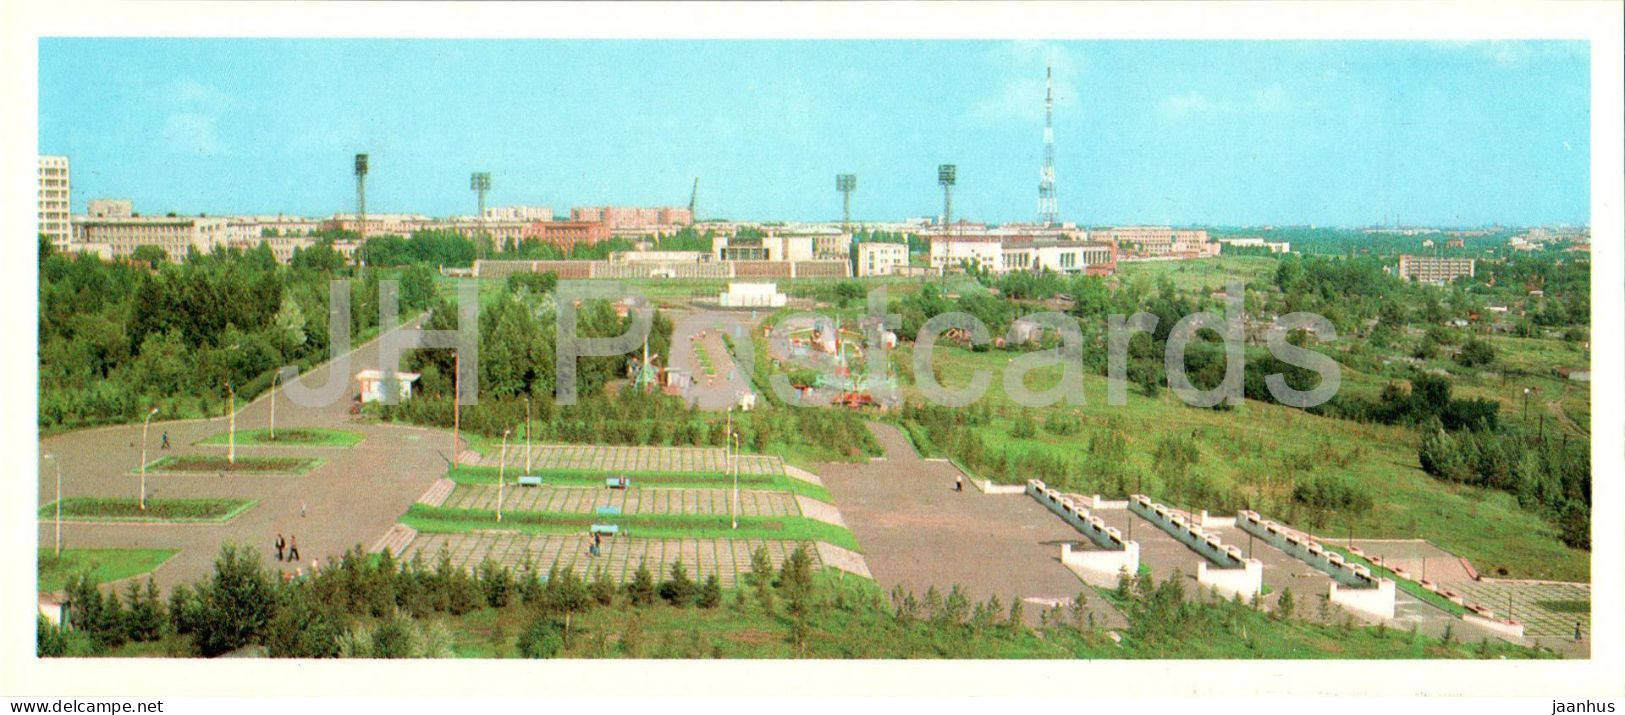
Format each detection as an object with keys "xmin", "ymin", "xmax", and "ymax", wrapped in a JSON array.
[{"xmin": 1159, "ymin": 85, "xmax": 1291, "ymax": 119}]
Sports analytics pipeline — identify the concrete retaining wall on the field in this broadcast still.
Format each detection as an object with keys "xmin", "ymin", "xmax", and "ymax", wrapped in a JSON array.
[
  {"xmin": 1026, "ymin": 480, "xmax": 1140, "ymax": 582},
  {"xmin": 1463, "ymin": 613, "xmax": 1526, "ymax": 639},
  {"xmin": 1196, "ymin": 559, "xmax": 1264, "ymax": 601},
  {"xmin": 1330, "ymin": 578, "xmax": 1397, "ymax": 621}
]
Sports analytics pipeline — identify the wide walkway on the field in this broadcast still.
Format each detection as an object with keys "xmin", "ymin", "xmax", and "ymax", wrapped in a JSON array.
[
  {"xmin": 39, "ymin": 316, "xmax": 459, "ymax": 592},
  {"xmin": 818, "ymin": 422, "xmax": 1126, "ymax": 627}
]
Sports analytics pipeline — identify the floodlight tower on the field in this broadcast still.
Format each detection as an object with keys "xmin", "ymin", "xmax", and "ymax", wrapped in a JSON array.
[
  {"xmin": 471, "ymin": 172, "xmax": 492, "ymax": 219},
  {"xmin": 354, "ymin": 153, "xmax": 369, "ymax": 244},
  {"xmin": 836, "ymin": 174, "xmax": 857, "ymax": 230},
  {"xmin": 1038, "ymin": 65, "xmax": 1058, "ymax": 226},
  {"xmin": 938, "ymin": 164, "xmax": 957, "ymax": 234}
]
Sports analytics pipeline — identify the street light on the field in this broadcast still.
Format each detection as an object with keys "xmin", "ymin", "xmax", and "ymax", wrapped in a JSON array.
[
  {"xmin": 43, "ymin": 454, "xmax": 61, "ymax": 556},
  {"xmin": 496, "ymin": 427, "xmax": 511, "ymax": 523},
  {"xmin": 140, "ymin": 407, "xmax": 159, "ymax": 510},
  {"xmin": 730, "ymin": 432, "xmax": 742, "ymax": 530},
  {"xmin": 226, "ymin": 381, "xmax": 236, "ymax": 466},
  {"xmin": 1522, "ymin": 387, "xmax": 1531, "ymax": 422},
  {"xmin": 269, "ymin": 371, "xmax": 281, "ymax": 441}
]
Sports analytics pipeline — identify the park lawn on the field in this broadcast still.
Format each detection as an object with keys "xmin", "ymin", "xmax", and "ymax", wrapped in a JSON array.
[
  {"xmin": 403, "ymin": 504, "xmax": 861, "ymax": 552},
  {"xmin": 138, "ymin": 454, "xmax": 323, "ymax": 475},
  {"xmin": 448, "ymin": 464, "xmax": 836, "ymax": 504},
  {"xmin": 39, "ymin": 498, "xmax": 256, "ymax": 524},
  {"xmin": 37, "ymin": 548, "xmax": 178, "ymax": 592},
  {"xmin": 893, "ymin": 342, "xmax": 1589, "ymax": 582},
  {"xmin": 196, "ymin": 428, "xmax": 363, "ymax": 447}
]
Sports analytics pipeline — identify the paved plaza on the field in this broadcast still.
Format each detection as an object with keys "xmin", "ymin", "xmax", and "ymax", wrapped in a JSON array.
[
  {"xmin": 442, "ymin": 484, "xmax": 801, "ymax": 518},
  {"xmin": 405, "ymin": 531, "xmax": 821, "ymax": 587},
  {"xmin": 1451, "ymin": 580, "xmax": 1591, "ymax": 637}
]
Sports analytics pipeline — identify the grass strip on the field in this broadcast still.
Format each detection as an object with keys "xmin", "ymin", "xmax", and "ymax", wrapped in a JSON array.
[
  {"xmin": 137, "ymin": 455, "xmax": 323, "ymax": 475},
  {"xmin": 39, "ymin": 498, "xmax": 257, "ymax": 524},
  {"xmin": 449, "ymin": 465, "xmax": 835, "ymax": 504},
  {"xmin": 196, "ymin": 428, "xmax": 363, "ymax": 447},
  {"xmin": 37, "ymin": 549, "xmax": 178, "ymax": 592}
]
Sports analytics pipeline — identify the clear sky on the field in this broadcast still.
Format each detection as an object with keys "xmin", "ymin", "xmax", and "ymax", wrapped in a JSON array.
[{"xmin": 38, "ymin": 39, "xmax": 1590, "ymax": 227}]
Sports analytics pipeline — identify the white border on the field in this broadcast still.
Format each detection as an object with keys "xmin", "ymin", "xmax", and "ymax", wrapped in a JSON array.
[{"xmin": 2, "ymin": 0, "xmax": 1621, "ymax": 699}]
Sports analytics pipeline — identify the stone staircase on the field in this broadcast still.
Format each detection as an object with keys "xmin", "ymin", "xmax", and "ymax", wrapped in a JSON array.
[
  {"xmin": 369, "ymin": 524, "xmax": 418, "ymax": 558},
  {"xmin": 416, "ymin": 478, "xmax": 456, "ymax": 507}
]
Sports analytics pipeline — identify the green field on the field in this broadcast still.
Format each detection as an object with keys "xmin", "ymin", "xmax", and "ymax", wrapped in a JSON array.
[
  {"xmin": 197, "ymin": 428, "xmax": 364, "ymax": 447},
  {"xmin": 39, "ymin": 498, "xmax": 257, "ymax": 524},
  {"xmin": 403, "ymin": 504, "xmax": 861, "ymax": 551},
  {"xmin": 138, "ymin": 455, "xmax": 324, "ymax": 475},
  {"xmin": 37, "ymin": 548, "xmax": 178, "ymax": 592}
]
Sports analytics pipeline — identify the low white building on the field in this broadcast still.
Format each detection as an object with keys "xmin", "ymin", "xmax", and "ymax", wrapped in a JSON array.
[
  {"xmin": 854, "ymin": 241, "xmax": 909, "ymax": 276},
  {"xmin": 356, "ymin": 369, "xmax": 420, "ymax": 403},
  {"xmin": 718, "ymin": 282, "xmax": 786, "ymax": 308}
]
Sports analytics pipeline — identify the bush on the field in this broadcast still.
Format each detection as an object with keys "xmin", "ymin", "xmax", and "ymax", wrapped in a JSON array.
[
  {"xmin": 516, "ymin": 617, "xmax": 567, "ymax": 658},
  {"xmin": 658, "ymin": 559, "xmax": 696, "ymax": 606},
  {"xmin": 625, "ymin": 560, "xmax": 657, "ymax": 607},
  {"xmin": 698, "ymin": 575, "xmax": 722, "ymax": 609}
]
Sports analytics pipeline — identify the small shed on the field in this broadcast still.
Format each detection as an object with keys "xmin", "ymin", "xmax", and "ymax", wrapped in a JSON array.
[{"xmin": 356, "ymin": 369, "xmax": 420, "ymax": 403}]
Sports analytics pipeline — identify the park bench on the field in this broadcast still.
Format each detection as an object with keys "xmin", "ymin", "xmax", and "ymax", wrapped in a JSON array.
[
  {"xmin": 605, "ymin": 476, "xmax": 631, "ymax": 489},
  {"xmin": 590, "ymin": 524, "xmax": 619, "ymax": 536},
  {"xmin": 517, "ymin": 475, "xmax": 543, "ymax": 487},
  {"xmin": 596, "ymin": 505, "xmax": 622, "ymax": 516}
]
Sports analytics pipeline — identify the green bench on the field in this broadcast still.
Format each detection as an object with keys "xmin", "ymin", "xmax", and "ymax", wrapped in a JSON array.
[
  {"xmin": 596, "ymin": 505, "xmax": 622, "ymax": 516},
  {"xmin": 517, "ymin": 475, "xmax": 543, "ymax": 487},
  {"xmin": 605, "ymin": 476, "xmax": 630, "ymax": 489},
  {"xmin": 590, "ymin": 524, "xmax": 619, "ymax": 535}
]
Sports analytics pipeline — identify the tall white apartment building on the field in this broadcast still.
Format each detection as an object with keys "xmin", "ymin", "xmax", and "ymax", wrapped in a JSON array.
[{"xmin": 38, "ymin": 156, "xmax": 71, "ymax": 251}]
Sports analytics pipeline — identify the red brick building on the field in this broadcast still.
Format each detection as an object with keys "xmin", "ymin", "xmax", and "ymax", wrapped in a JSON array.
[{"xmin": 522, "ymin": 219, "xmax": 611, "ymax": 248}]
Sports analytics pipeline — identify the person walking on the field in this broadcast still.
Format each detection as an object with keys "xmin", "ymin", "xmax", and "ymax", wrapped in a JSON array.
[
  {"xmin": 275, "ymin": 533, "xmax": 286, "ymax": 561},
  {"xmin": 287, "ymin": 535, "xmax": 301, "ymax": 562},
  {"xmin": 161, "ymin": 431, "xmax": 170, "ymax": 449},
  {"xmin": 954, "ymin": 474, "xmax": 963, "ymax": 493}
]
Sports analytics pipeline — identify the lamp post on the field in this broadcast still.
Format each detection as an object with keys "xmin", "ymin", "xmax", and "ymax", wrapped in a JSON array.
[
  {"xmin": 140, "ymin": 407, "xmax": 158, "ymax": 510},
  {"xmin": 269, "ymin": 371, "xmax": 281, "ymax": 441},
  {"xmin": 1522, "ymin": 387, "xmax": 1531, "ymax": 422},
  {"xmin": 44, "ymin": 454, "xmax": 61, "ymax": 556},
  {"xmin": 226, "ymin": 382, "xmax": 237, "ymax": 466},
  {"xmin": 525, "ymin": 397, "xmax": 532, "ymax": 473},
  {"xmin": 730, "ymin": 432, "xmax": 741, "ymax": 530},
  {"xmin": 496, "ymin": 428, "xmax": 511, "ymax": 523}
]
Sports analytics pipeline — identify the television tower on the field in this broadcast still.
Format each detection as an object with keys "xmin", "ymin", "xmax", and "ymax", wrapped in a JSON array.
[
  {"xmin": 938, "ymin": 164, "xmax": 956, "ymax": 234},
  {"xmin": 836, "ymin": 173, "xmax": 857, "ymax": 230},
  {"xmin": 1038, "ymin": 65, "xmax": 1058, "ymax": 226}
]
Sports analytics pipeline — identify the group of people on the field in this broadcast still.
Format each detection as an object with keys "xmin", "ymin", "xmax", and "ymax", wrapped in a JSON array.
[
  {"xmin": 587, "ymin": 530, "xmax": 604, "ymax": 557},
  {"xmin": 275, "ymin": 533, "xmax": 302, "ymax": 562}
]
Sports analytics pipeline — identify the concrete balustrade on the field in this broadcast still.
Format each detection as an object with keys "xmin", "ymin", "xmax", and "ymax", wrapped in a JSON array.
[
  {"xmin": 1027, "ymin": 480, "xmax": 1141, "ymax": 583},
  {"xmin": 1238, "ymin": 509, "xmax": 1396, "ymax": 622},
  {"xmin": 1129, "ymin": 495, "xmax": 1262, "ymax": 600}
]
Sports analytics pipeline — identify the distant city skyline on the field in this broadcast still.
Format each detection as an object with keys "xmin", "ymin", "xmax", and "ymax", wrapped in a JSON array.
[{"xmin": 39, "ymin": 39, "xmax": 1590, "ymax": 227}]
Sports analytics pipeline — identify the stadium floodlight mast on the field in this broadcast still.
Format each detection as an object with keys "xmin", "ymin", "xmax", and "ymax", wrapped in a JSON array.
[
  {"xmin": 471, "ymin": 172, "xmax": 492, "ymax": 219},
  {"xmin": 836, "ymin": 173, "xmax": 857, "ymax": 230},
  {"xmin": 937, "ymin": 164, "xmax": 957, "ymax": 234},
  {"xmin": 354, "ymin": 153, "xmax": 369, "ymax": 245}
]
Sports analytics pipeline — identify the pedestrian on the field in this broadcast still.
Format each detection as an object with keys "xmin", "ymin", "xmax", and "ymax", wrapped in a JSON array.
[
  {"xmin": 311, "ymin": 558, "xmax": 319, "ymax": 574},
  {"xmin": 1575, "ymin": 621, "xmax": 1583, "ymax": 641},
  {"xmin": 287, "ymin": 535, "xmax": 301, "ymax": 562},
  {"xmin": 954, "ymin": 474, "xmax": 963, "ymax": 493},
  {"xmin": 275, "ymin": 533, "xmax": 286, "ymax": 561},
  {"xmin": 161, "ymin": 431, "xmax": 170, "ymax": 449},
  {"xmin": 300, "ymin": 501, "xmax": 307, "ymax": 518}
]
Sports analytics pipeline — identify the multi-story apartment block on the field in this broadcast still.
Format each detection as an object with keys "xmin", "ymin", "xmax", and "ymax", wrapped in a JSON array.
[
  {"xmin": 1094, "ymin": 226, "xmax": 1218, "ymax": 259},
  {"xmin": 1397, "ymin": 255, "xmax": 1476, "ymax": 285},
  {"xmin": 38, "ymin": 156, "xmax": 71, "ymax": 251},
  {"xmin": 570, "ymin": 206, "xmax": 693, "ymax": 232},
  {"xmin": 74, "ymin": 212, "xmax": 230, "ymax": 260}
]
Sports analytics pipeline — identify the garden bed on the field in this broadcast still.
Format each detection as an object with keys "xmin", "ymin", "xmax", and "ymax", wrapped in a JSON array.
[
  {"xmin": 39, "ymin": 498, "xmax": 257, "ymax": 524},
  {"xmin": 196, "ymin": 428, "xmax": 363, "ymax": 447},
  {"xmin": 137, "ymin": 455, "xmax": 323, "ymax": 475}
]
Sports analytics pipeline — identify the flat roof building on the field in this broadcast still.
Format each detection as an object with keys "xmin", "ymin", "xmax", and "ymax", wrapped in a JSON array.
[
  {"xmin": 854, "ymin": 241, "xmax": 909, "ymax": 277},
  {"xmin": 1398, "ymin": 255, "xmax": 1476, "ymax": 285}
]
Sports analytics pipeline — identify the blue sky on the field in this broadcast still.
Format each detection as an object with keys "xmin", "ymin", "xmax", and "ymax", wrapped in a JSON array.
[{"xmin": 39, "ymin": 39, "xmax": 1589, "ymax": 227}]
